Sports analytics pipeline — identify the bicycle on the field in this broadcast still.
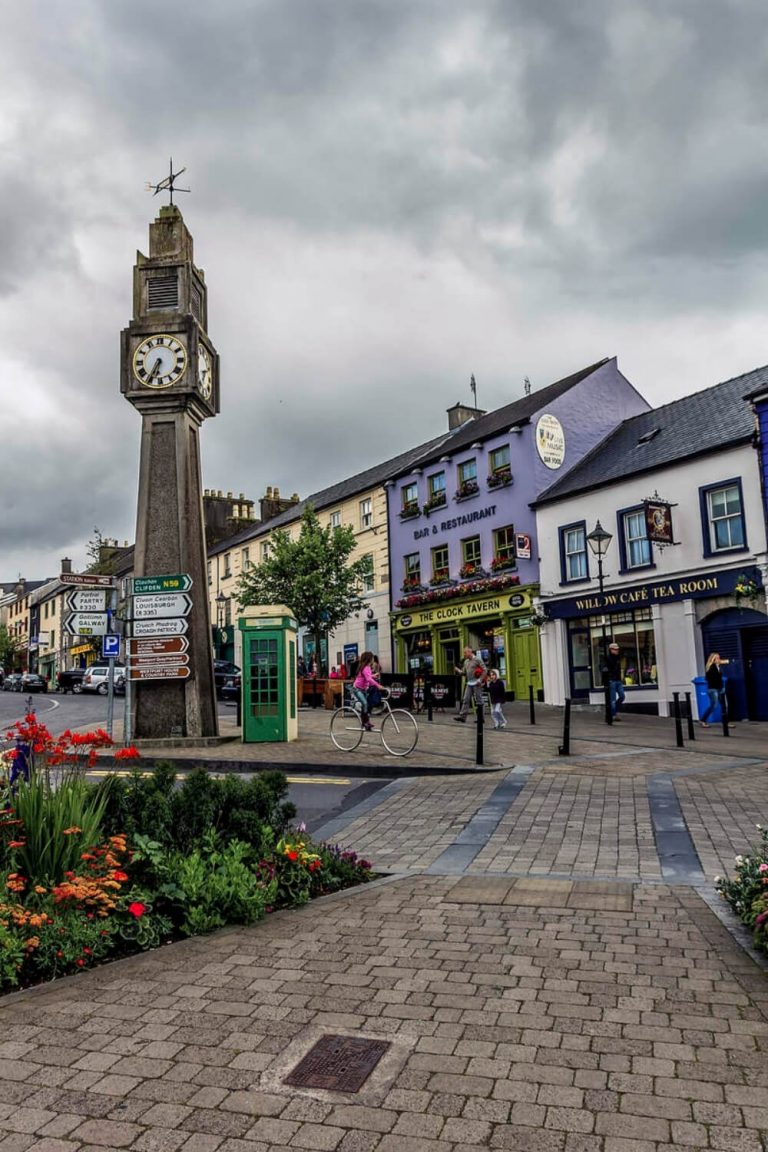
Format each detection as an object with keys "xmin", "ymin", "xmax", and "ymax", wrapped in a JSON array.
[{"xmin": 330, "ymin": 688, "xmax": 419, "ymax": 757}]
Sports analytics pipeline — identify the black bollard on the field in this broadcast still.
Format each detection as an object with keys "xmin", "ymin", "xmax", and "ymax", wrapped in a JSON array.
[
  {"xmin": 236, "ymin": 686, "xmax": 242, "ymax": 729},
  {"xmin": 475, "ymin": 691, "xmax": 484, "ymax": 766},
  {"xmin": 673, "ymin": 692, "xmax": 684, "ymax": 748},
  {"xmin": 604, "ymin": 674, "xmax": 613, "ymax": 725},
  {"xmin": 425, "ymin": 671, "xmax": 434, "ymax": 723},
  {"xmin": 684, "ymin": 691, "xmax": 695, "ymax": 741},
  {"xmin": 528, "ymin": 684, "xmax": 536, "ymax": 725},
  {"xmin": 558, "ymin": 698, "xmax": 571, "ymax": 756},
  {"xmin": 720, "ymin": 692, "xmax": 730, "ymax": 738}
]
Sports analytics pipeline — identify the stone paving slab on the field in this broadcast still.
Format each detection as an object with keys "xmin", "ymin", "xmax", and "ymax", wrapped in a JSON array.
[{"xmin": 0, "ymin": 876, "xmax": 766, "ymax": 1152}]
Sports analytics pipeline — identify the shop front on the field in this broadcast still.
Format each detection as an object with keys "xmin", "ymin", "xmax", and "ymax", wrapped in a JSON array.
[
  {"xmin": 392, "ymin": 586, "xmax": 543, "ymax": 701},
  {"xmin": 542, "ymin": 565, "xmax": 766, "ymax": 718}
]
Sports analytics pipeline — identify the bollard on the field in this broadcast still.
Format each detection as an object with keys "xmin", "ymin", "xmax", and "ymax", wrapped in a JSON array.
[
  {"xmin": 684, "ymin": 691, "xmax": 695, "ymax": 741},
  {"xmin": 673, "ymin": 692, "xmax": 684, "ymax": 748},
  {"xmin": 425, "ymin": 671, "xmax": 433, "ymax": 723},
  {"xmin": 721, "ymin": 692, "xmax": 730, "ymax": 738},
  {"xmin": 236, "ymin": 687, "xmax": 242, "ymax": 730},
  {"xmin": 475, "ymin": 691, "xmax": 484, "ymax": 766},
  {"xmin": 604, "ymin": 676, "xmax": 613, "ymax": 725},
  {"xmin": 528, "ymin": 684, "xmax": 536, "ymax": 725},
  {"xmin": 558, "ymin": 698, "xmax": 571, "ymax": 756}
]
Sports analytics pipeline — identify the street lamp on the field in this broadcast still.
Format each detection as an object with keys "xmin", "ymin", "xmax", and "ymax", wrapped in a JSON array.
[
  {"xmin": 215, "ymin": 592, "xmax": 227, "ymax": 659},
  {"xmin": 586, "ymin": 520, "xmax": 614, "ymax": 725}
]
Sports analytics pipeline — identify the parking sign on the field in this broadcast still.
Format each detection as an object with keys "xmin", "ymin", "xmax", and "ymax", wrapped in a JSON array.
[{"xmin": 102, "ymin": 634, "xmax": 120, "ymax": 659}]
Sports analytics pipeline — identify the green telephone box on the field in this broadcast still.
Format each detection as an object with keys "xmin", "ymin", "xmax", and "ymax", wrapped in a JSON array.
[{"xmin": 238, "ymin": 605, "xmax": 298, "ymax": 743}]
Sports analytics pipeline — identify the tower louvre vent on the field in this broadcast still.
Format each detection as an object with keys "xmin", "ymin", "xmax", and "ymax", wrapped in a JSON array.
[
  {"xmin": 148, "ymin": 274, "xmax": 179, "ymax": 310},
  {"xmin": 191, "ymin": 283, "xmax": 202, "ymax": 322}
]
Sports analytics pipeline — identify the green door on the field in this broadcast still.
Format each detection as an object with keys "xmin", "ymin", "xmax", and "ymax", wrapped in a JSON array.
[
  {"xmin": 243, "ymin": 632, "xmax": 284, "ymax": 742},
  {"xmin": 511, "ymin": 626, "xmax": 542, "ymax": 701}
]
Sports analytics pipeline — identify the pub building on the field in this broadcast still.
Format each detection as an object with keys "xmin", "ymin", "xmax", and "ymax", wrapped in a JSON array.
[
  {"xmin": 533, "ymin": 365, "xmax": 768, "ymax": 721},
  {"xmin": 386, "ymin": 358, "xmax": 649, "ymax": 698}
]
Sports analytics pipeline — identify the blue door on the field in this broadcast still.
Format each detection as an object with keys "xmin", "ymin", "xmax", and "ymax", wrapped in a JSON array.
[
  {"xmin": 744, "ymin": 626, "xmax": 768, "ymax": 721},
  {"xmin": 702, "ymin": 608, "xmax": 768, "ymax": 721}
]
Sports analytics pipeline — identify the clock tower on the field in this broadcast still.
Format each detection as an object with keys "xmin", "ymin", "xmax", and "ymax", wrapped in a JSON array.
[{"xmin": 121, "ymin": 204, "xmax": 219, "ymax": 738}]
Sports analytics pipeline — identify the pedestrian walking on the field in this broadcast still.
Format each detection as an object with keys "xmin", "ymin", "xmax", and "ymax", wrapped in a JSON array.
[
  {"xmin": 487, "ymin": 669, "xmax": 507, "ymax": 729},
  {"xmin": 605, "ymin": 641, "xmax": 625, "ymax": 720},
  {"xmin": 700, "ymin": 652, "xmax": 727, "ymax": 727},
  {"xmin": 453, "ymin": 646, "xmax": 487, "ymax": 723}
]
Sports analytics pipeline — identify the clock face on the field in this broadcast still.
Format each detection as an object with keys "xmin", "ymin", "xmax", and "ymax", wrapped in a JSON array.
[
  {"xmin": 133, "ymin": 334, "xmax": 187, "ymax": 389},
  {"xmin": 198, "ymin": 344, "xmax": 213, "ymax": 400}
]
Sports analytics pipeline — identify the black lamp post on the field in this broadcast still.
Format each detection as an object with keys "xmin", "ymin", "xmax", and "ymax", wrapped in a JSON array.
[
  {"xmin": 586, "ymin": 520, "xmax": 614, "ymax": 725},
  {"xmin": 215, "ymin": 592, "xmax": 227, "ymax": 659}
]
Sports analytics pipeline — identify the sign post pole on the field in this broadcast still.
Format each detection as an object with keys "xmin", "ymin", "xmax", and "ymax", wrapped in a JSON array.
[{"xmin": 105, "ymin": 584, "xmax": 118, "ymax": 739}]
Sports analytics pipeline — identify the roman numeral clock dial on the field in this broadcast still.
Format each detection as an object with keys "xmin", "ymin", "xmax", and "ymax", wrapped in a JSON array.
[{"xmin": 132, "ymin": 334, "xmax": 187, "ymax": 389}]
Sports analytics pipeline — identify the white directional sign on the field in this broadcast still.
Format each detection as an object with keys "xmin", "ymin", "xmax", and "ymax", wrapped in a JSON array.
[
  {"xmin": 133, "ymin": 593, "xmax": 193, "ymax": 619},
  {"xmin": 131, "ymin": 618, "xmax": 189, "ymax": 638},
  {"xmin": 64, "ymin": 612, "xmax": 110, "ymax": 636},
  {"xmin": 66, "ymin": 589, "xmax": 107, "ymax": 612}
]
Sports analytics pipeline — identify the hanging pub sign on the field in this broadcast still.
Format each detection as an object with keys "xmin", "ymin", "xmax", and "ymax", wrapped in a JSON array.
[{"xmin": 644, "ymin": 499, "xmax": 674, "ymax": 545}]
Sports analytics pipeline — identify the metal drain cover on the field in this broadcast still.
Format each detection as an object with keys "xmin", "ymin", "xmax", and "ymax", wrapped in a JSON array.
[{"xmin": 284, "ymin": 1034, "xmax": 391, "ymax": 1093}]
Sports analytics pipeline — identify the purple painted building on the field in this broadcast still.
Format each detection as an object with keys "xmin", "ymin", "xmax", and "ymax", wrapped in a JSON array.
[{"xmin": 386, "ymin": 358, "xmax": 649, "ymax": 697}]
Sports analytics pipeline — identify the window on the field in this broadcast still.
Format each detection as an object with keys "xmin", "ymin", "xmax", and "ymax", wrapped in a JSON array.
[
  {"xmin": 431, "ymin": 544, "xmax": 449, "ymax": 583},
  {"xmin": 427, "ymin": 471, "xmax": 446, "ymax": 507},
  {"xmin": 461, "ymin": 536, "xmax": 482, "ymax": 566},
  {"xmin": 360, "ymin": 498, "xmax": 373, "ymax": 529},
  {"xmin": 621, "ymin": 508, "xmax": 652, "ymax": 570},
  {"xmin": 701, "ymin": 480, "xmax": 746, "ymax": 554},
  {"xmin": 489, "ymin": 445, "xmax": 510, "ymax": 475},
  {"xmin": 361, "ymin": 553, "xmax": 375, "ymax": 592},
  {"xmin": 207, "ymin": 561, "xmax": 212, "ymax": 585},
  {"xmin": 584, "ymin": 609, "xmax": 657, "ymax": 691},
  {"xmin": 457, "ymin": 458, "xmax": 478, "ymax": 497},
  {"xmin": 492, "ymin": 525, "xmax": 516, "ymax": 571},
  {"xmin": 223, "ymin": 554, "xmax": 232, "ymax": 578},
  {"xmin": 560, "ymin": 522, "xmax": 588, "ymax": 582},
  {"xmin": 401, "ymin": 483, "xmax": 418, "ymax": 514},
  {"xmin": 329, "ymin": 510, "xmax": 342, "ymax": 529},
  {"xmin": 260, "ymin": 541, "xmax": 270, "ymax": 562},
  {"xmin": 404, "ymin": 553, "xmax": 421, "ymax": 585},
  {"xmin": 241, "ymin": 547, "xmax": 250, "ymax": 571}
]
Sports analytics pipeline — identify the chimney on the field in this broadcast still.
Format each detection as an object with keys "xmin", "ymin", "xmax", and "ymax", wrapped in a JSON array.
[
  {"xmin": 61, "ymin": 558, "xmax": 72, "ymax": 575},
  {"xmin": 447, "ymin": 402, "xmax": 486, "ymax": 431}
]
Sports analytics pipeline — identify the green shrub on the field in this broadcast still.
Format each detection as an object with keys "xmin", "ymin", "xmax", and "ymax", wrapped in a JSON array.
[{"xmin": 715, "ymin": 825, "xmax": 768, "ymax": 953}]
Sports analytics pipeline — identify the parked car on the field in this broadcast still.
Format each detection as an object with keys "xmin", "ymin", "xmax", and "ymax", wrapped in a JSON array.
[
  {"xmin": 81, "ymin": 665, "xmax": 127, "ymax": 695},
  {"xmin": 214, "ymin": 660, "xmax": 240, "ymax": 696},
  {"xmin": 57, "ymin": 668, "xmax": 86, "ymax": 694},
  {"xmin": 21, "ymin": 673, "xmax": 47, "ymax": 694},
  {"xmin": 220, "ymin": 672, "xmax": 241, "ymax": 702},
  {"xmin": 2, "ymin": 673, "xmax": 23, "ymax": 692}
]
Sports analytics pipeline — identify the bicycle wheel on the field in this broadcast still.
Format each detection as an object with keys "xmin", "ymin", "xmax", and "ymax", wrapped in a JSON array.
[
  {"xmin": 330, "ymin": 706, "xmax": 364, "ymax": 751},
  {"xmin": 381, "ymin": 709, "xmax": 419, "ymax": 756}
]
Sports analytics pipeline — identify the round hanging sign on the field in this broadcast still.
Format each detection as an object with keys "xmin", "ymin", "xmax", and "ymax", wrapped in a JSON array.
[{"xmin": 535, "ymin": 413, "xmax": 566, "ymax": 470}]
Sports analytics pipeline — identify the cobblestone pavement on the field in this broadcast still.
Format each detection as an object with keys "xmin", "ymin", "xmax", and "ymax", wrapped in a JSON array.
[{"xmin": 2, "ymin": 705, "xmax": 766, "ymax": 1150}]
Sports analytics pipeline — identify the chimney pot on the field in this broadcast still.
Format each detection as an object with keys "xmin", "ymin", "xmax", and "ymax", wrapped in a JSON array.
[
  {"xmin": 239, "ymin": 492, "xmax": 245, "ymax": 500},
  {"xmin": 61, "ymin": 558, "xmax": 72, "ymax": 574},
  {"xmin": 227, "ymin": 491, "xmax": 233, "ymax": 499},
  {"xmin": 274, "ymin": 487, "xmax": 280, "ymax": 497}
]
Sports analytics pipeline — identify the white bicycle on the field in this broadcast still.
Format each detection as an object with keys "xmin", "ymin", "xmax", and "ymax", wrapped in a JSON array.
[{"xmin": 330, "ymin": 688, "xmax": 419, "ymax": 757}]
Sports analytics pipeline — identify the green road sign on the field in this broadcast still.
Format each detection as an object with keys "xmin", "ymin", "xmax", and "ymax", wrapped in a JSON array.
[{"xmin": 132, "ymin": 573, "xmax": 193, "ymax": 595}]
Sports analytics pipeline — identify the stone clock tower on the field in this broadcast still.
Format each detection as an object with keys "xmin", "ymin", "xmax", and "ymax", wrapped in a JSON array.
[{"xmin": 121, "ymin": 205, "xmax": 219, "ymax": 738}]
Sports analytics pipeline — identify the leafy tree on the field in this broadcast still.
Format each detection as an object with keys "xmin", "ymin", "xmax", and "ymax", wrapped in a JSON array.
[
  {"xmin": 236, "ymin": 505, "xmax": 370, "ymax": 666},
  {"xmin": 0, "ymin": 624, "xmax": 21, "ymax": 671}
]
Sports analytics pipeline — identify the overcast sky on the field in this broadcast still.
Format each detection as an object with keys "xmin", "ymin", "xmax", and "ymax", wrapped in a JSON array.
[{"xmin": 3, "ymin": 0, "xmax": 768, "ymax": 580}]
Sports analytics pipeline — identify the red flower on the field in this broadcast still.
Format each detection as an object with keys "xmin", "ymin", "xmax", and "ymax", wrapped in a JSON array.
[
  {"xmin": 128, "ymin": 902, "xmax": 147, "ymax": 918},
  {"xmin": 112, "ymin": 870, "xmax": 128, "ymax": 882},
  {"xmin": 286, "ymin": 850, "xmax": 299, "ymax": 861},
  {"xmin": 83, "ymin": 947, "xmax": 92, "ymax": 955},
  {"xmin": 8, "ymin": 841, "xmax": 26, "ymax": 849},
  {"xmin": 76, "ymin": 959, "xmax": 85, "ymax": 967}
]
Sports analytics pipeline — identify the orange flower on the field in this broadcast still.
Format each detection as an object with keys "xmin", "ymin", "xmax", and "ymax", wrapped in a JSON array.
[{"xmin": 62, "ymin": 826, "xmax": 81, "ymax": 836}]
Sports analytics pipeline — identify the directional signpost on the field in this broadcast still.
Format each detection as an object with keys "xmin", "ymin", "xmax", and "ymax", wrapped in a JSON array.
[
  {"xmin": 132, "ymin": 574, "xmax": 193, "ymax": 595},
  {"xmin": 127, "ymin": 575, "xmax": 194, "ymax": 687},
  {"xmin": 132, "ymin": 618, "xmax": 189, "ymax": 638},
  {"xmin": 64, "ymin": 612, "xmax": 110, "ymax": 636},
  {"xmin": 133, "ymin": 592, "xmax": 193, "ymax": 620},
  {"xmin": 60, "ymin": 572, "xmax": 115, "ymax": 589},
  {"xmin": 66, "ymin": 589, "xmax": 107, "ymax": 613},
  {"xmin": 128, "ymin": 637, "xmax": 189, "ymax": 658}
]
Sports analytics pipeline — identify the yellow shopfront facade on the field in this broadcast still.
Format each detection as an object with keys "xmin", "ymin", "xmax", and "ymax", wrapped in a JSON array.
[{"xmin": 392, "ymin": 586, "xmax": 543, "ymax": 701}]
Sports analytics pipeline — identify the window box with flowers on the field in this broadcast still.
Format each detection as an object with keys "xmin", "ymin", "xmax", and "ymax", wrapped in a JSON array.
[
  {"xmin": 422, "ymin": 493, "xmax": 447, "ymax": 516},
  {"xmin": 490, "ymin": 555, "xmax": 516, "ymax": 573},
  {"xmin": 458, "ymin": 562, "xmax": 487, "ymax": 580},
  {"xmin": 396, "ymin": 571, "xmax": 521, "ymax": 608},
  {"xmin": 429, "ymin": 570, "xmax": 452, "ymax": 587},
  {"xmin": 455, "ymin": 480, "xmax": 480, "ymax": 501},
  {"xmin": 399, "ymin": 503, "xmax": 420, "ymax": 521},
  {"xmin": 734, "ymin": 571, "xmax": 763, "ymax": 607},
  {"xmin": 401, "ymin": 575, "xmax": 425, "ymax": 593},
  {"xmin": 487, "ymin": 468, "xmax": 513, "ymax": 490}
]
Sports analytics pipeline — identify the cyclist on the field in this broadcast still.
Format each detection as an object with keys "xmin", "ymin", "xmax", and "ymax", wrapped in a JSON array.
[{"xmin": 351, "ymin": 650, "xmax": 384, "ymax": 731}]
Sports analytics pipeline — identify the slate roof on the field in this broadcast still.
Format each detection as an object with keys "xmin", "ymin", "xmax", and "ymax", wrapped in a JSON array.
[
  {"xmin": 207, "ymin": 431, "xmax": 448, "ymax": 557},
  {"xmin": 534, "ymin": 363, "xmax": 767, "ymax": 506}
]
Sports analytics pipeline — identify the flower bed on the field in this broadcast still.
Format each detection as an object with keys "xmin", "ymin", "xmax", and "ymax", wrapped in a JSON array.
[
  {"xmin": 396, "ymin": 571, "xmax": 520, "ymax": 608},
  {"xmin": 0, "ymin": 713, "xmax": 373, "ymax": 993},
  {"xmin": 715, "ymin": 825, "xmax": 768, "ymax": 954}
]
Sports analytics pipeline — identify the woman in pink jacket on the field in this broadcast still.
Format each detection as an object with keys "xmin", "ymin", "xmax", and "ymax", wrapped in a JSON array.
[{"xmin": 352, "ymin": 651, "xmax": 384, "ymax": 731}]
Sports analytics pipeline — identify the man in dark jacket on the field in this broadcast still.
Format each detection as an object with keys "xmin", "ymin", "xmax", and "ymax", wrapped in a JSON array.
[{"xmin": 605, "ymin": 642, "xmax": 625, "ymax": 720}]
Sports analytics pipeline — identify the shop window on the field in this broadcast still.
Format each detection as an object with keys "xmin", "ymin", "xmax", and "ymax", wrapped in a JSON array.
[
  {"xmin": 431, "ymin": 544, "xmax": 449, "ymax": 583},
  {"xmin": 329, "ymin": 509, "xmax": 342, "ymax": 529},
  {"xmin": 401, "ymin": 483, "xmax": 419, "ymax": 515},
  {"xmin": 361, "ymin": 553, "xmax": 375, "ymax": 592},
  {"xmin": 619, "ymin": 508, "xmax": 652, "ymax": 571},
  {"xmin": 460, "ymin": 536, "xmax": 482, "ymax": 578},
  {"xmin": 426, "ymin": 471, "xmax": 446, "ymax": 510},
  {"xmin": 491, "ymin": 525, "xmax": 516, "ymax": 572},
  {"xmin": 360, "ymin": 498, "xmax": 373, "ymax": 529},
  {"xmin": 403, "ymin": 553, "xmax": 421, "ymax": 588},
  {"xmin": 700, "ymin": 479, "xmax": 747, "ymax": 555},
  {"xmin": 559, "ymin": 521, "xmax": 588, "ymax": 583},
  {"xmin": 585, "ymin": 609, "xmax": 657, "ymax": 691},
  {"xmin": 456, "ymin": 458, "xmax": 478, "ymax": 499}
]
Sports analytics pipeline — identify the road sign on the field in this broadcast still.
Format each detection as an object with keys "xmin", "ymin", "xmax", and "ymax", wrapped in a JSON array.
[
  {"xmin": 64, "ymin": 612, "xmax": 109, "ymax": 636},
  {"xmin": 129, "ymin": 654, "xmax": 190, "ymax": 670},
  {"xmin": 133, "ymin": 593, "xmax": 193, "ymax": 620},
  {"xmin": 66, "ymin": 589, "xmax": 107, "ymax": 612},
  {"xmin": 128, "ymin": 637, "xmax": 189, "ymax": 658},
  {"xmin": 131, "ymin": 618, "xmax": 189, "ymax": 638},
  {"xmin": 132, "ymin": 573, "xmax": 193, "ymax": 595},
  {"xmin": 128, "ymin": 665, "xmax": 191, "ymax": 681},
  {"xmin": 102, "ymin": 634, "xmax": 121, "ymax": 659},
  {"xmin": 60, "ymin": 572, "xmax": 115, "ymax": 588}
]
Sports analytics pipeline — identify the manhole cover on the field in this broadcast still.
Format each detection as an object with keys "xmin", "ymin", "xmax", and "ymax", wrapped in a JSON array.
[{"xmin": 284, "ymin": 1034, "xmax": 391, "ymax": 1093}]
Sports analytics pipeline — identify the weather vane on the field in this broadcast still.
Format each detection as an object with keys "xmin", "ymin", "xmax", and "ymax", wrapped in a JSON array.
[{"xmin": 145, "ymin": 158, "xmax": 190, "ymax": 205}]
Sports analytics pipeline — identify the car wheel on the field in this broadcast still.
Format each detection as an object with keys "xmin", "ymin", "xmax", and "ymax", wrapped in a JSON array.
[
  {"xmin": 72, "ymin": 682, "xmax": 83, "ymax": 694},
  {"xmin": 97, "ymin": 682, "xmax": 109, "ymax": 695}
]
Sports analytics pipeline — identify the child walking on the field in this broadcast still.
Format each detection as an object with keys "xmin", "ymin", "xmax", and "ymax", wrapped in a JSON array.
[{"xmin": 487, "ymin": 669, "xmax": 507, "ymax": 730}]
